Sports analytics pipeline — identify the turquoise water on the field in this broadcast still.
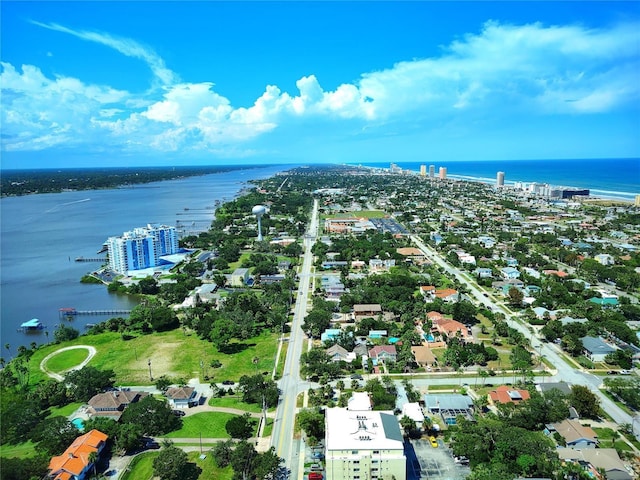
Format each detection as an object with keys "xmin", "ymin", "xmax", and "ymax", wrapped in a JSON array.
[
  {"xmin": 424, "ymin": 333, "xmax": 435, "ymax": 342},
  {"xmin": 71, "ymin": 418, "xmax": 85, "ymax": 431}
]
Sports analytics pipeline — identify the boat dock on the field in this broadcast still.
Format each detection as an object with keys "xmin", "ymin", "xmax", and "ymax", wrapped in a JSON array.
[{"xmin": 59, "ymin": 308, "xmax": 131, "ymax": 319}]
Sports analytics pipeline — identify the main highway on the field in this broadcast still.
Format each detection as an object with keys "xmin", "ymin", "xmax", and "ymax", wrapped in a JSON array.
[{"xmin": 271, "ymin": 198, "xmax": 319, "ymax": 476}]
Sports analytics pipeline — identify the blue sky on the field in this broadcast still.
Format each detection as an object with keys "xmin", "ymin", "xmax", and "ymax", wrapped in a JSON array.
[{"xmin": 1, "ymin": 1, "xmax": 639, "ymax": 168}]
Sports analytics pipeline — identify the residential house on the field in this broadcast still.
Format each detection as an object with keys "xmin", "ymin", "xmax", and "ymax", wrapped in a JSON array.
[
  {"xmin": 410, "ymin": 345, "xmax": 436, "ymax": 368},
  {"xmin": 432, "ymin": 317, "xmax": 469, "ymax": 340},
  {"xmin": 523, "ymin": 267, "xmax": 541, "ymax": 279},
  {"xmin": 559, "ymin": 316, "xmax": 588, "ymax": 326},
  {"xmin": 87, "ymin": 390, "xmax": 148, "ymax": 421},
  {"xmin": 475, "ymin": 268, "xmax": 493, "ymax": 279},
  {"xmin": 581, "ymin": 336, "xmax": 616, "ymax": 362},
  {"xmin": 259, "ymin": 274, "xmax": 285, "ymax": 284},
  {"xmin": 548, "ymin": 419, "xmax": 598, "ymax": 448},
  {"xmin": 424, "ymin": 394, "xmax": 474, "ymax": 425},
  {"xmin": 368, "ymin": 345, "xmax": 397, "ymax": 365},
  {"xmin": 434, "ymin": 288, "xmax": 459, "ymax": 303},
  {"xmin": 321, "ymin": 329, "xmax": 342, "ymax": 343},
  {"xmin": 326, "ymin": 344, "xmax": 350, "ymax": 363},
  {"xmin": 589, "ymin": 297, "xmax": 619, "ymax": 307},
  {"xmin": 230, "ymin": 268, "xmax": 250, "ymax": 287},
  {"xmin": 505, "ymin": 257, "xmax": 519, "ymax": 267},
  {"xmin": 322, "ymin": 260, "xmax": 349, "ymax": 269},
  {"xmin": 369, "ymin": 258, "xmax": 396, "ymax": 271},
  {"xmin": 420, "ymin": 285, "xmax": 436, "ymax": 299},
  {"xmin": 536, "ymin": 381, "xmax": 572, "ymax": 396},
  {"xmin": 324, "ymin": 407, "xmax": 406, "ymax": 480},
  {"xmin": 556, "ymin": 448, "xmax": 632, "ymax": 480},
  {"xmin": 396, "ymin": 247, "xmax": 427, "ymax": 264},
  {"xmin": 353, "ymin": 304, "xmax": 383, "ymax": 321},
  {"xmin": 48, "ymin": 429, "xmax": 108, "ymax": 480},
  {"xmin": 543, "ymin": 269, "xmax": 568, "ymax": 279},
  {"xmin": 368, "ymin": 330, "xmax": 388, "ymax": 340},
  {"xmin": 501, "ymin": 267, "xmax": 521, "ymax": 279},
  {"xmin": 165, "ymin": 386, "xmax": 199, "ymax": 408},
  {"xmin": 488, "ymin": 385, "xmax": 530, "ymax": 405},
  {"xmin": 594, "ymin": 253, "xmax": 615, "ymax": 266},
  {"xmin": 401, "ymin": 403, "xmax": 425, "ymax": 430}
]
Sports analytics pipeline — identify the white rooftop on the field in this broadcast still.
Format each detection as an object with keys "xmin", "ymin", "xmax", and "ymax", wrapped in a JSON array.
[
  {"xmin": 347, "ymin": 392, "xmax": 373, "ymax": 411},
  {"xmin": 326, "ymin": 408, "xmax": 404, "ymax": 451},
  {"xmin": 401, "ymin": 403, "xmax": 425, "ymax": 423}
]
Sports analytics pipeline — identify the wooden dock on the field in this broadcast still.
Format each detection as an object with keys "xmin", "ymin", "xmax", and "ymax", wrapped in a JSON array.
[{"xmin": 59, "ymin": 308, "xmax": 131, "ymax": 318}]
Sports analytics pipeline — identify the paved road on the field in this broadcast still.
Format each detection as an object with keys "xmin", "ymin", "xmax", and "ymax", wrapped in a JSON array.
[
  {"xmin": 410, "ymin": 235, "xmax": 636, "ymax": 431},
  {"xmin": 271, "ymin": 198, "xmax": 319, "ymax": 476}
]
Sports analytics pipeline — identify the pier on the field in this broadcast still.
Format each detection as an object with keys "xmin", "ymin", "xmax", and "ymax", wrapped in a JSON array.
[
  {"xmin": 75, "ymin": 257, "xmax": 106, "ymax": 262},
  {"xmin": 59, "ymin": 308, "xmax": 131, "ymax": 319}
]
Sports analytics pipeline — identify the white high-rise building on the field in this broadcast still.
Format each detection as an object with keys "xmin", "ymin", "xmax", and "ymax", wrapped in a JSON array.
[
  {"xmin": 325, "ymin": 407, "xmax": 406, "ymax": 480},
  {"xmin": 429, "ymin": 165, "xmax": 435, "ymax": 178},
  {"xmin": 497, "ymin": 171, "xmax": 505, "ymax": 187},
  {"xmin": 107, "ymin": 224, "xmax": 178, "ymax": 274},
  {"xmin": 420, "ymin": 164, "xmax": 426, "ymax": 176}
]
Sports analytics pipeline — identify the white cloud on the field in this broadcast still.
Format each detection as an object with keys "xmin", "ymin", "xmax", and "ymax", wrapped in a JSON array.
[
  {"xmin": 2, "ymin": 19, "xmax": 639, "ymax": 156},
  {"xmin": 30, "ymin": 21, "xmax": 178, "ymax": 85}
]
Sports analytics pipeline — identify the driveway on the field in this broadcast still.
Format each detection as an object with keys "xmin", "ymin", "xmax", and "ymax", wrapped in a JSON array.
[{"xmin": 408, "ymin": 438, "xmax": 470, "ymax": 480}]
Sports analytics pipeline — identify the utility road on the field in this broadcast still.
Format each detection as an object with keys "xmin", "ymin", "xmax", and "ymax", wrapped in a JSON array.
[{"xmin": 271, "ymin": 198, "xmax": 319, "ymax": 476}]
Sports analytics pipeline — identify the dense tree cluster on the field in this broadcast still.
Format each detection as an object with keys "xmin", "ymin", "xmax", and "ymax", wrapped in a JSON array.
[
  {"xmin": 1, "ymin": 165, "xmax": 245, "ymax": 197},
  {"xmin": 213, "ymin": 440, "xmax": 282, "ymax": 480}
]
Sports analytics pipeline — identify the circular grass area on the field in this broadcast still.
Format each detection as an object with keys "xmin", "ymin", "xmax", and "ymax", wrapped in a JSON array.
[{"xmin": 44, "ymin": 347, "xmax": 91, "ymax": 373}]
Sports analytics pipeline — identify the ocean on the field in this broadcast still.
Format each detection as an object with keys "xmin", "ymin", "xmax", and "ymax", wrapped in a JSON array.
[
  {"xmin": 0, "ymin": 164, "xmax": 290, "ymax": 349},
  {"xmin": 350, "ymin": 158, "xmax": 639, "ymax": 201}
]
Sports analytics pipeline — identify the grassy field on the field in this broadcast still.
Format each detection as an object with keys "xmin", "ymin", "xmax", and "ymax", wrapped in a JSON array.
[
  {"xmin": 163, "ymin": 412, "xmax": 238, "ymax": 439},
  {"xmin": 0, "ymin": 441, "xmax": 37, "ymax": 459},
  {"xmin": 208, "ymin": 396, "xmax": 262, "ymax": 413},
  {"xmin": 47, "ymin": 401, "xmax": 83, "ymax": 418},
  {"xmin": 121, "ymin": 451, "xmax": 158, "ymax": 480},
  {"xmin": 592, "ymin": 427, "xmax": 633, "ymax": 452},
  {"xmin": 28, "ymin": 329, "xmax": 278, "ymax": 385},
  {"xmin": 188, "ymin": 450, "xmax": 234, "ymax": 480},
  {"xmin": 44, "ymin": 347, "xmax": 91, "ymax": 373}
]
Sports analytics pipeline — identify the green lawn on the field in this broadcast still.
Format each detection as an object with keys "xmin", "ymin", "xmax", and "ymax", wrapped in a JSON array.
[
  {"xmin": 163, "ymin": 412, "xmax": 238, "ymax": 439},
  {"xmin": 593, "ymin": 427, "xmax": 633, "ymax": 452},
  {"xmin": 0, "ymin": 441, "xmax": 37, "ymax": 459},
  {"xmin": 44, "ymin": 348, "xmax": 91, "ymax": 373},
  {"xmin": 326, "ymin": 210, "xmax": 387, "ymax": 219},
  {"xmin": 121, "ymin": 451, "xmax": 158, "ymax": 480},
  {"xmin": 188, "ymin": 450, "xmax": 233, "ymax": 480},
  {"xmin": 47, "ymin": 402, "xmax": 83, "ymax": 418},
  {"xmin": 27, "ymin": 329, "xmax": 278, "ymax": 385},
  {"xmin": 208, "ymin": 396, "xmax": 262, "ymax": 413}
]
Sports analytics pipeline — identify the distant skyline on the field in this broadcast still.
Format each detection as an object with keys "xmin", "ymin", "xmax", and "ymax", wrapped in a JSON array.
[{"xmin": 1, "ymin": 1, "xmax": 639, "ymax": 169}]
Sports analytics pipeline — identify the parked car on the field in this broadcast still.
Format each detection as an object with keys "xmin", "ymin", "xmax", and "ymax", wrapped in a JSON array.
[
  {"xmin": 429, "ymin": 436, "xmax": 438, "ymax": 448},
  {"xmin": 620, "ymin": 369, "xmax": 632, "ymax": 375},
  {"xmin": 607, "ymin": 370, "xmax": 617, "ymax": 375},
  {"xmin": 308, "ymin": 473, "xmax": 323, "ymax": 480},
  {"xmin": 222, "ymin": 380, "xmax": 235, "ymax": 385},
  {"xmin": 350, "ymin": 374, "xmax": 363, "ymax": 380},
  {"xmin": 172, "ymin": 409, "xmax": 186, "ymax": 417}
]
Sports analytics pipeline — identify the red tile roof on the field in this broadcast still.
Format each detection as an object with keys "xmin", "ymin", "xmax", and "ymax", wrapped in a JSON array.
[
  {"xmin": 488, "ymin": 385, "xmax": 530, "ymax": 404},
  {"xmin": 48, "ymin": 429, "xmax": 108, "ymax": 479}
]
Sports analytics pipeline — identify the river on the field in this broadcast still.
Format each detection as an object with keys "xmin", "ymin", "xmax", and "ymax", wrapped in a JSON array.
[{"xmin": 0, "ymin": 164, "xmax": 291, "ymax": 350}]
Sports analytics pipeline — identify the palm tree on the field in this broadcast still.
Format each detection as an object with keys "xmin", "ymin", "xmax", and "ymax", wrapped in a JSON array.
[{"xmin": 88, "ymin": 451, "xmax": 98, "ymax": 478}]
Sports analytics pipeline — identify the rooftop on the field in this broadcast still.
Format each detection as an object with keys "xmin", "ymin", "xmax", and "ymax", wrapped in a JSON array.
[{"xmin": 325, "ymin": 408, "xmax": 404, "ymax": 451}]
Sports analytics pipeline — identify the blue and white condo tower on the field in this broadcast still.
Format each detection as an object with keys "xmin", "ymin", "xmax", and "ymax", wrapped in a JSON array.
[{"xmin": 107, "ymin": 224, "xmax": 178, "ymax": 274}]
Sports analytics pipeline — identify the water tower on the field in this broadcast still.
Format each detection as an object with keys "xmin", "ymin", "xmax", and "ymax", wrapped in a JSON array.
[{"xmin": 252, "ymin": 205, "xmax": 267, "ymax": 241}]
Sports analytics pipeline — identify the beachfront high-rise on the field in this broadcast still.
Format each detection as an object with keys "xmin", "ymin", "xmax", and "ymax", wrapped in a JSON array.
[
  {"xmin": 429, "ymin": 165, "xmax": 435, "ymax": 178},
  {"xmin": 420, "ymin": 164, "xmax": 426, "ymax": 176},
  {"xmin": 497, "ymin": 171, "xmax": 505, "ymax": 187},
  {"xmin": 439, "ymin": 167, "xmax": 447, "ymax": 180},
  {"xmin": 107, "ymin": 224, "xmax": 178, "ymax": 274}
]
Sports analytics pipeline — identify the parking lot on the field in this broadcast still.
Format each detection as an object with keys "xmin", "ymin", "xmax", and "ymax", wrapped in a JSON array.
[{"xmin": 406, "ymin": 438, "xmax": 471, "ymax": 480}]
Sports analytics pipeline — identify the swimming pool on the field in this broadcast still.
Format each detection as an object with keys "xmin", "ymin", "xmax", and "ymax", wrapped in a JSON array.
[
  {"xmin": 423, "ymin": 333, "xmax": 435, "ymax": 342},
  {"xmin": 71, "ymin": 418, "xmax": 85, "ymax": 431}
]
